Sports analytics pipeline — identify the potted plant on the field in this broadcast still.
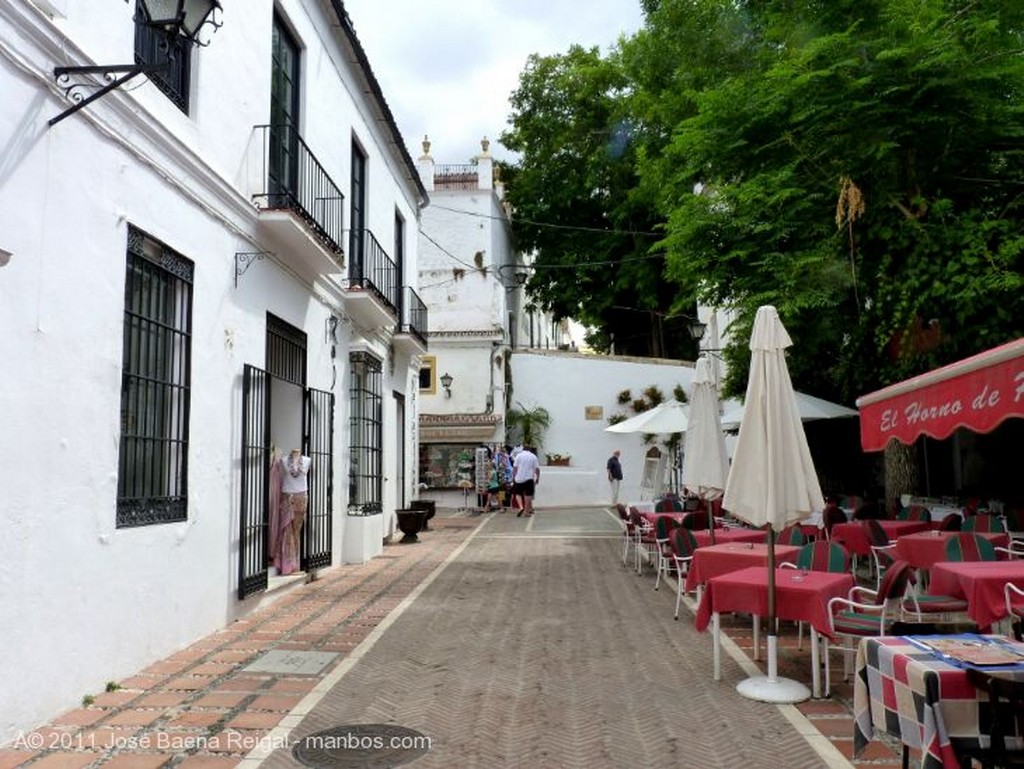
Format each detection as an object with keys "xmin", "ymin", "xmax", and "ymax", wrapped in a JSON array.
[
  {"xmin": 504, "ymin": 402, "xmax": 551, "ymax": 449},
  {"xmin": 545, "ymin": 452, "xmax": 571, "ymax": 467}
]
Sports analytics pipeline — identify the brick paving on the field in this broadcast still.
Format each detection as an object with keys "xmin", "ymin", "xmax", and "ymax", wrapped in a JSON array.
[{"xmin": 0, "ymin": 508, "xmax": 914, "ymax": 769}]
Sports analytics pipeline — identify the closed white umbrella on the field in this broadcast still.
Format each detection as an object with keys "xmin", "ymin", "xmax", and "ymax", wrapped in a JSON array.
[
  {"xmin": 681, "ymin": 357, "xmax": 730, "ymax": 543},
  {"xmin": 605, "ymin": 400, "xmax": 689, "ymax": 434},
  {"xmin": 722, "ymin": 306, "xmax": 825, "ymax": 703}
]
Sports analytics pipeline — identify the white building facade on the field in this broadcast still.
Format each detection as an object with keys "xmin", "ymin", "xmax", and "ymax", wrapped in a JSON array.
[
  {"xmin": 414, "ymin": 138, "xmax": 564, "ymax": 490},
  {"xmin": 0, "ymin": 0, "xmax": 427, "ymax": 741}
]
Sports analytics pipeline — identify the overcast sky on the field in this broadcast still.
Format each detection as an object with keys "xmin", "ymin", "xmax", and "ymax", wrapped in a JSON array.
[{"xmin": 343, "ymin": 0, "xmax": 646, "ymax": 164}]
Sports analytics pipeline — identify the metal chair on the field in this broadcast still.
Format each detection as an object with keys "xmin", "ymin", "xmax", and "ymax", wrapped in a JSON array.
[
  {"xmin": 780, "ymin": 540, "xmax": 850, "ymax": 648},
  {"xmin": 822, "ymin": 504, "xmax": 847, "ymax": 540},
  {"xmin": 615, "ymin": 504, "xmax": 635, "ymax": 566},
  {"xmin": 937, "ymin": 513, "xmax": 962, "ymax": 531},
  {"xmin": 865, "ymin": 518, "xmax": 898, "ymax": 589},
  {"xmin": 777, "ymin": 524, "xmax": 806, "ymax": 546},
  {"xmin": 630, "ymin": 508, "xmax": 657, "ymax": 575},
  {"xmin": 653, "ymin": 514, "xmax": 681, "ymax": 591},
  {"xmin": 824, "ymin": 560, "xmax": 913, "ymax": 698},
  {"xmin": 669, "ymin": 528, "xmax": 700, "ymax": 620},
  {"xmin": 896, "ymin": 504, "xmax": 931, "ymax": 523},
  {"xmin": 945, "ymin": 532, "xmax": 999, "ymax": 562},
  {"xmin": 1006, "ymin": 583, "xmax": 1024, "ymax": 641},
  {"xmin": 963, "ymin": 513, "xmax": 1007, "ymax": 534},
  {"xmin": 654, "ymin": 496, "xmax": 684, "ymax": 513}
]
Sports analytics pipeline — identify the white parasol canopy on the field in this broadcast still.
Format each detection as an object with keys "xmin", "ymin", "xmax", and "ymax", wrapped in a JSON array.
[
  {"xmin": 681, "ymin": 357, "xmax": 729, "ymax": 501},
  {"xmin": 722, "ymin": 305, "xmax": 825, "ymax": 704},
  {"xmin": 605, "ymin": 400, "xmax": 689, "ymax": 434},
  {"xmin": 719, "ymin": 390, "xmax": 857, "ymax": 430}
]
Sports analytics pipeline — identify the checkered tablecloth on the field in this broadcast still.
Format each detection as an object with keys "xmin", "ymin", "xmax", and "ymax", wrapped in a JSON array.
[{"xmin": 854, "ymin": 636, "xmax": 1024, "ymax": 769}]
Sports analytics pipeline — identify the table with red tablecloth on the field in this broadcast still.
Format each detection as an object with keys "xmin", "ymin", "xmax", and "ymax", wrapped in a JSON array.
[
  {"xmin": 684, "ymin": 542, "xmax": 801, "ymax": 593},
  {"xmin": 853, "ymin": 635, "xmax": 1024, "ymax": 769},
  {"xmin": 691, "ymin": 527, "xmax": 765, "ymax": 548},
  {"xmin": 928, "ymin": 560, "xmax": 1024, "ymax": 629},
  {"xmin": 895, "ymin": 531, "xmax": 1011, "ymax": 570},
  {"xmin": 694, "ymin": 565, "xmax": 855, "ymax": 697},
  {"xmin": 829, "ymin": 520, "xmax": 933, "ymax": 556}
]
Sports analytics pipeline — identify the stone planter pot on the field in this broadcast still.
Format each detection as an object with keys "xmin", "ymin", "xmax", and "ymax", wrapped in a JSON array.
[
  {"xmin": 409, "ymin": 500, "xmax": 436, "ymax": 531},
  {"xmin": 395, "ymin": 508, "xmax": 427, "ymax": 543}
]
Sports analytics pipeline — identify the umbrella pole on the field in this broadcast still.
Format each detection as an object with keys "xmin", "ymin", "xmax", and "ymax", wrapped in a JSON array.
[
  {"xmin": 706, "ymin": 497, "xmax": 716, "ymax": 545},
  {"xmin": 766, "ymin": 529, "xmax": 777, "ymax": 680},
  {"xmin": 735, "ymin": 526, "xmax": 809, "ymax": 703}
]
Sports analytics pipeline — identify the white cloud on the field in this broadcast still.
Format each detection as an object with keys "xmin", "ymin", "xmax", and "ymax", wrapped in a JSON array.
[{"xmin": 343, "ymin": 0, "xmax": 645, "ymax": 162}]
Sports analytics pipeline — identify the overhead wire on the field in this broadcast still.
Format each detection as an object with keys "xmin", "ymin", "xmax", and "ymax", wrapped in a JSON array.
[{"xmin": 427, "ymin": 203, "xmax": 662, "ymax": 237}]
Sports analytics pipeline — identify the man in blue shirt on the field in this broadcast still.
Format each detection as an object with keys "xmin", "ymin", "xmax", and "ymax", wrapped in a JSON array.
[{"xmin": 607, "ymin": 450, "xmax": 623, "ymax": 505}]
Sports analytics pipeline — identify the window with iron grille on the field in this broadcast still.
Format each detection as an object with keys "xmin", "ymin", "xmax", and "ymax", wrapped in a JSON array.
[
  {"xmin": 134, "ymin": 0, "xmax": 193, "ymax": 112},
  {"xmin": 117, "ymin": 226, "xmax": 193, "ymax": 527},
  {"xmin": 348, "ymin": 351, "xmax": 382, "ymax": 514}
]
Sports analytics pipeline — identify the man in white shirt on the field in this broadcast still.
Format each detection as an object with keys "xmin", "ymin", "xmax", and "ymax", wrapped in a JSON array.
[{"xmin": 512, "ymin": 445, "xmax": 540, "ymax": 518}]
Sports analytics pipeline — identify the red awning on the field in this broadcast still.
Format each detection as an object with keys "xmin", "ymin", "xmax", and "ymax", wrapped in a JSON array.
[{"xmin": 856, "ymin": 338, "xmax": 1024, "ymax": 452}]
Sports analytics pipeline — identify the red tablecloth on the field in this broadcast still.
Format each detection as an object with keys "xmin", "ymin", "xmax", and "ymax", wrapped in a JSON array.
[
  {"xmin": 894, "ymin": 531, "xmax": 1010, "ymax": 570},
  {"xmin": 830, "ymin": 520, "xmax": 932, "ymax": 556},
  {"xmin": 691, "ymin": 527, "xmax": 765, "ymax": 548},
  {"xmin": 928, "ymin": 560, "xmax": 1024, "ymax": 629},
  {"xmin": 694, "ymin": 565, "xmax": 854, "ymax": 637},
  {"xmin": 684, "ymin": 542, "xmax": 801, "ymax": 593}
]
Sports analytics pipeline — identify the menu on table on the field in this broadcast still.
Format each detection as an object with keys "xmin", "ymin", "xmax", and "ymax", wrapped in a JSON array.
[{"xmin": 910, "ymin": 636, "xmax": 1024, "ymax": 666}]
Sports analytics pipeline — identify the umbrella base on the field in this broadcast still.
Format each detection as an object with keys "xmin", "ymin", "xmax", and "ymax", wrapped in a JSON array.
[{"xmin": 736, "ymin": 675, "xmax": 810, "ymax": 703}]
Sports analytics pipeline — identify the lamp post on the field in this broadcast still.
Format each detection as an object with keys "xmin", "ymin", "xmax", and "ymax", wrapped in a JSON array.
[{"xmin": 49, "ymin": 0, "xmax": 222, "ymax": 127}]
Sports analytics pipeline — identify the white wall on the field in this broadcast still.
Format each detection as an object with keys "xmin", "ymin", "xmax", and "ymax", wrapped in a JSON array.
[
  {"xmin": 0, "ymin": 0, "xmax": 422, "ymax": 742},
  {"xmin": 510, "ymin": 350, "xmax": 697, "ymax": 505}
]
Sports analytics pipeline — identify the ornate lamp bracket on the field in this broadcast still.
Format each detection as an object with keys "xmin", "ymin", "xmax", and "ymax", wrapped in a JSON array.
[{"xmin": 234, "ymin": 251, "xmax": 273, "ymax": 287}]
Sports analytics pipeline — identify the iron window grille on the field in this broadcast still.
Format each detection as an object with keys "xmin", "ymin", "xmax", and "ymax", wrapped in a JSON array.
[
  {"xmin": 348, "ymin": 351, "xmax": 382, "ymax": 515},
  {"xmin": 134, "ymin": 0, "xmax": 192, "ymax": 112},
  {"xmin": 266, "ymin": 313, "xmax": 307, "ymax": 386},
  {"xmin": 117, "ymin": 226, "xmax": 193, "ymax": 527}
]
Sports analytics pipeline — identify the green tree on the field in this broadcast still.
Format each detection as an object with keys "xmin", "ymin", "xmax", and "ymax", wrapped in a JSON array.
[
  {"xmin": 500, "ymin": 45, "xmax": 699, "ymax": 358},
  {"xmin": 626, "ymin": 0, "xmax": 1024, "ymax": 397}
]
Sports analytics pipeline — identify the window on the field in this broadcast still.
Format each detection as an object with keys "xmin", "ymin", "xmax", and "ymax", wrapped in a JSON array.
[
  {"xmin": 418, "ymin": 355, "xmax": 436, "ymax": 393},
  {"xmin": 134, "ymin": 0, "xmax": 193, "ymax": 112},
  {"xmin": 349, "ymin": 351, "xmax": 382, "ymax": 514},
  {"xmin": 349, "ymin": 141, "xmax": 367, "ymax": 281},
  {"xmin": 268, "ymin": 13, "xmax": 301, "ymax": 207},
  {"xmin": 117, "ymin": 226, "xmax": 193, "ymax": 527}
]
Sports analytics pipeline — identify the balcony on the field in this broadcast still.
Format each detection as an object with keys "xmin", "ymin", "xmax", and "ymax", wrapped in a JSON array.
[
  {"xmin": 393, "ymin": 286, "xmax": 428, "ymax": 356},
  {"xmin": 344, "ymin": 229, "xmax": 398, "ymax": 330},
  {"xmin": 433, "ymin": 163, "xmax": 480, "ymax": 190},
  {"xmin": 252, "ymin": 124, "xmax": 344, "ymax": 282}
]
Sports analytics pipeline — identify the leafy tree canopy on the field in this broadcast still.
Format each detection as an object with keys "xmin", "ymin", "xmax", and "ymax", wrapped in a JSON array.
[{"xmin": 503, "ymin": 0, "xmax": 1024, "ymax": 400}]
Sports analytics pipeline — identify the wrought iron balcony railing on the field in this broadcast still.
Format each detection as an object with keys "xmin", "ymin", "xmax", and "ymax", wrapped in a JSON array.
[
  {"xmin": 398, "ymin": 286, "xmax": 428, "ymax": 347},
  {"xmin": 348, "ymin": 228, "xmax": 398, "ymax": 315},
  {"xmin": 253, "ymin": 123, "xmax": 345, "ymax": 258},
  {"xmin": 433, "ymin": 163, "xmax": 479, "ymax": 190}
]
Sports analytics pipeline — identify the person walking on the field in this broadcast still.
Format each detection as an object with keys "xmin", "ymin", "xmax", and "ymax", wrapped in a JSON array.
[
  {"xmin": 606, "ymin": 450, "xmax": 623, "ymax": 506},
  {"xmin": 512, "ymin": 444, "xmax": 540, "ymax": 518}
]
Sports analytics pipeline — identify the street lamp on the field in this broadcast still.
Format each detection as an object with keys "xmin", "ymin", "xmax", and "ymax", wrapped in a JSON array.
[
  {"xmin": 49, "ymin": 0, "xmax": 222, "ymax": 126},
  {"xmin": 439, "ymin": 372, "xmax": 453, "ymax": 398}
]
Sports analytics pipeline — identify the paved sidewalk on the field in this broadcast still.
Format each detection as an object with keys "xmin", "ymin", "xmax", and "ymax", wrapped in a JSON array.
[{"xmin": 0, "ymin": 508, "xmax": 910, "ymax": 769}]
